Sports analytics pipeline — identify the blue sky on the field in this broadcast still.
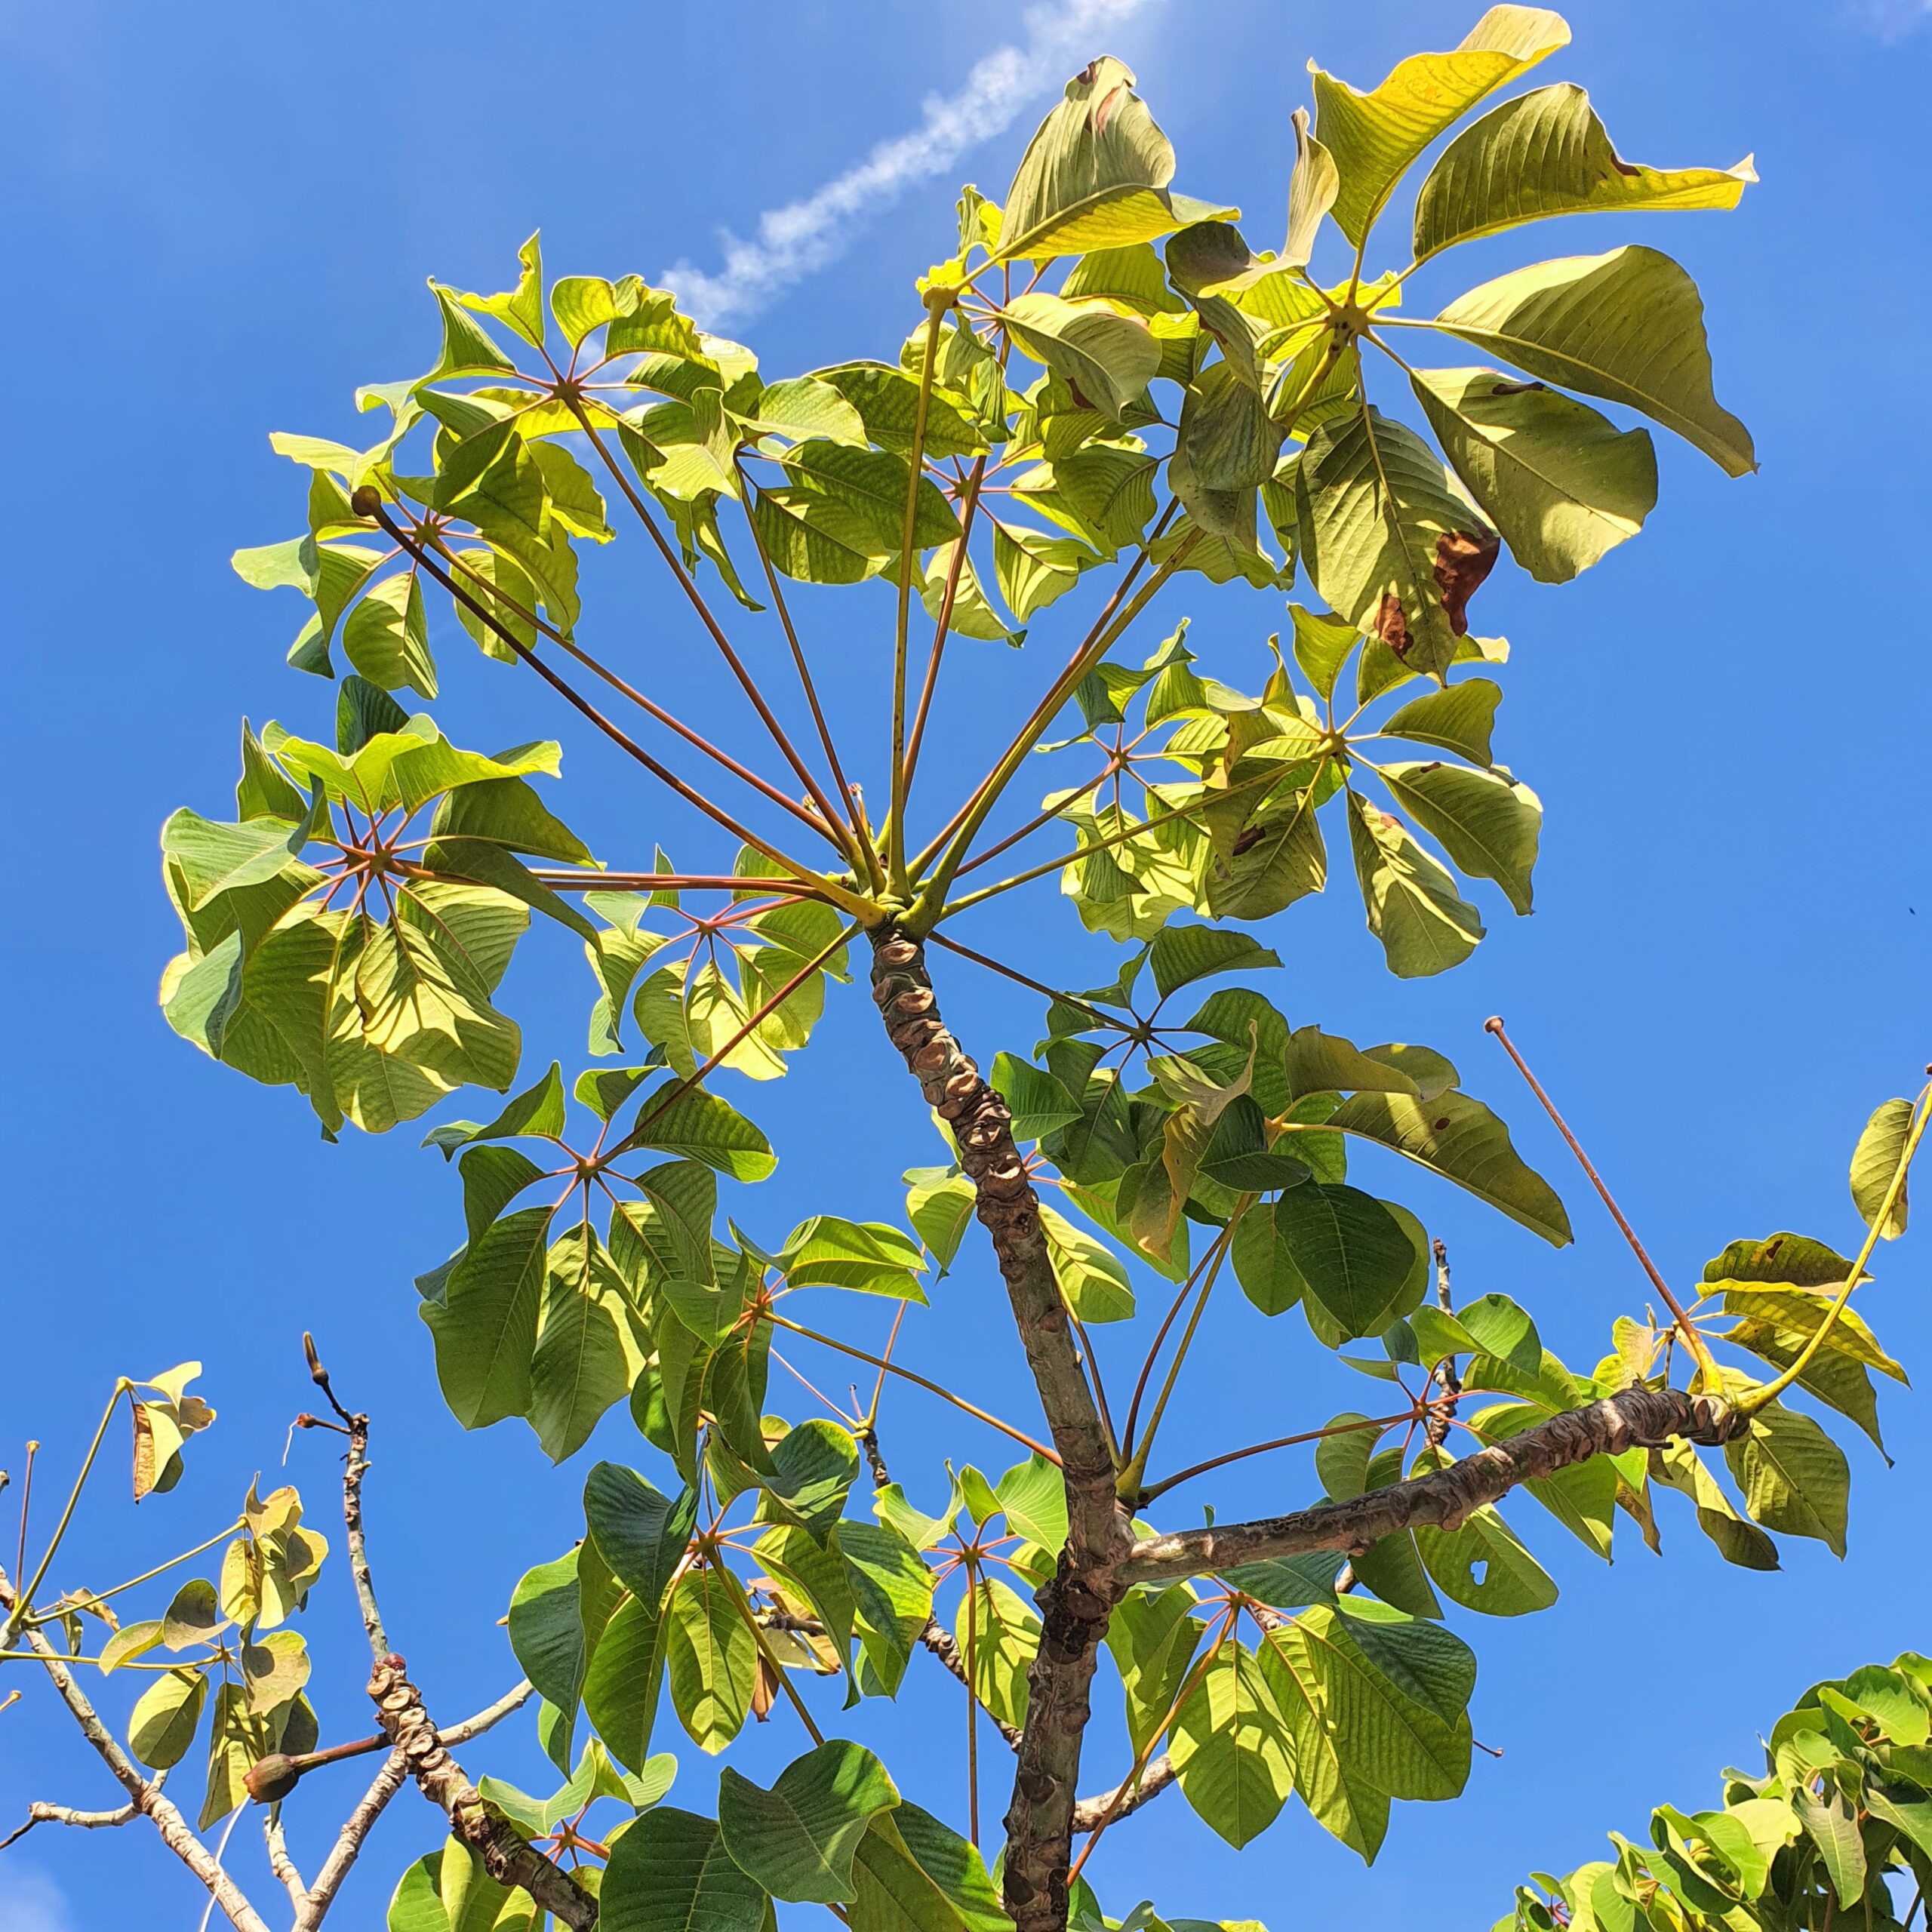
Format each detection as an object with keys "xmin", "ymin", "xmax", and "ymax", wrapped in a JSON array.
[{"xmin": 2, "ymin": 2, "xmax": 1929, "ymax": 1927}]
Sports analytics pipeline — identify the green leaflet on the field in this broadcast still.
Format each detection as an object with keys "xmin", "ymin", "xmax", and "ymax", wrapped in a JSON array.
[
  {"xmin": 1324, "ymin": 1085, "xmax": 1571, "ymax": 1244},
  {"xmin": 1381, "ymin": 678, "xmax": 1502, "ymax": 766},
  {"xmin": 1409, "ymin": 368, "xmax": 1656, "ymax": 586},
  {"xmin": 1108, "ymin": 1586, "xmax": 1208, "ymax": 1758},
  {"xmin": 1725, "ymin": 1405, "xmax": 1851, "ymax": 1557},
  {"xmin": 1266, "ymin": 1600, "xmax": 1474, "ymax": 1828},
  {"xmin": 1428, "ymin": 246, "xmax": 1756, "ymax": 476},
  {"xmin": 628, "ymin": 1081, "xmax": 776, "ymax": 1180},
  {"xmin": 955, "ymin": 1575, "xmax": 1039, "ymax": 1729},
  {"xmin": 903, "ymin": 1168, "xmax": 977, "ymax": 1275},
  {"xmin": 1414, "ymin": 84, "xmax": 1754, "ymax": 264},
  {"xmin": 1311, "ymin": 7, "xmax": 1571, "ymax": 246},
  {"xmin": 528, "ymin": 1225, "xmax": 638, "ymax": 1463},
  {"xmin": 1040, "ymin": 1204, "xmax": 1137, "ymax": 1322},
  {"xmin": 781, "ymin": 1217, "xmax": 928, "ymax": 1301},
  {"xmin": 998, "ymin": 58, "xmax": 1179, "ymax": 262},
  {"xmin": 666, "ymin": 1567, "xmax": 758, "ymax": 1753},
  {"xmin": 420, "ymin": 1205, "xmax": 552, "ymax": 1430},
  {"xmin": 1415, "ymin": 1498, "xmax": 1559, "ymax": 1617},
  {"xmin": 1346, "ymin": 792, "xmax": 1485, "ymax": 977},
  {"xmin": 387, "ymin": 1840, "xmax": 540, "ymax": 1932},
  {"xmin": 848, "ymin": 1802, "xmax": 1008, "ymax": 1932},
  {"xmin": 507, "ymin": 1549, "xmax": 587, "ymax": 1768},
  {"xmin": 1850, "ymin": 1097, "xmax": 1915, "ymax": 1240},
  {"xmin": 718, "ymin": 1741, "xmax": 900, "ymax": 1904},
  {"xmin": 1171, "ymin": 1638, "xmax": 1297, "ymax": 1848},
  {"xmin": 998, "ymin": 293, "xmax": 1161, "ymax": 419},
  {"xmin": 1377, "ymin": 760, "xmax": 1541, "ymax": 914},
  {"xmin": 1272, "ymin": 1183, "xmax": 1421, "ymax": 1342},
  {"xmin": 1297, "ymin": 408, "xmax": 1500, "ymax": 682},
  {"xmin": 601, "ymin": 1807, "xmax": 768, "ymax": 1932},
  {"xmin": 127, "ymin": 1666, "xmax": 209, "ymax": 1770}
]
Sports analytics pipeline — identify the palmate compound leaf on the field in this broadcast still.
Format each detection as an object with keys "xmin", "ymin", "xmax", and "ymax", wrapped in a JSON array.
[
  {"xmin": 1310, "ymin": 6, "xmax": 1572, "ymax": 247},
  {"xmin": 718, "ymin": 1740, "xmax": 900, "ymax": 1904},
  {"xmin": 1428, "ymin": 245, "xmax": 1756, "ymax": 476},
  {"xmin": 162, "ymin": 720, "xmax": 590, "ymax": 1135},
  {"xmin": 1297, "ymin": 408, "xmax": 1500, "ymax": 682},
  {"xmin": 1413, "ymin": 82, "xmax": 1755, "ymax": 265}
]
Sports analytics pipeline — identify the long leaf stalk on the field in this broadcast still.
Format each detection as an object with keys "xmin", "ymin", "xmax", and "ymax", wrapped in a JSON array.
[
  {"xmin": 365, "ymin": 497, "xmax": 878, "ymax": 921},
  {"xmin": 1484, "ymin": 1017, "xmax": 1723, "ymax": 1386},
  {"xmin": 1740, "ymin": 1080, "xmax": 1930, "ymax": 1414},
  {"xmin": 424, "ymin": 532, "xmax": 841, "ymax": 845},
  {"xmin": 888, "ymin": 296, "xmax": 952, "ymax": 896},
  {"xmin": 565, "ymin": 404, "xmax": 858, "ymax": 843},
  {"xmin": 737, "ymin": 462, "xmax": 885, "ymax": 888}
]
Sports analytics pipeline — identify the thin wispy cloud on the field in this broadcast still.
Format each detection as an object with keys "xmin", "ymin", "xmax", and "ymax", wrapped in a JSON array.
[
  {"xmin": 0, "ymin": 1868, "xmax": 73, "ymax": 1932},
  {"xmin": 660, "ymin": 0, "xmax": 1165, "ymax": 328},
  {"xmin": 1847, "ymin": 0, "xmax": 1931, "ymax": 39}
]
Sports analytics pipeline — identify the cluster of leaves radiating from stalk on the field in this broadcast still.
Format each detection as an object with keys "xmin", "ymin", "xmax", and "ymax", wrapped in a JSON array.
[
  {"xmin": 127, "ymin": 8, "xmax": 1927, "ymax": 1929},
  {"xmin": 1500, "ymin": 1654, "xmax": 1932, "ymax": 1932}
]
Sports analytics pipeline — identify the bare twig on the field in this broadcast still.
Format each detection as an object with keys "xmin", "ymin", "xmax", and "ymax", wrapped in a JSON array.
[
  {"xmin": 302, "ymin": 1334, "xmax": 384, "ymax": 1658},
  {"xmin": 1, "ymin": 1787, "xmax": 146, "ymax": 1852},
  {"xmin": 293, "ymin": 1751, "xmax": 407, "ymax": 1932},
  {"xmin": 1484, "ymin": 1017, "xmax": 1720, "ymax": 1384},
  {"xmin": 300, "ymin": 1339, "xmax": 597, "ymax": 1929},
  {"xmin": 264, "ymin": 1813, "xmax": 307, "ymax": 1912}
]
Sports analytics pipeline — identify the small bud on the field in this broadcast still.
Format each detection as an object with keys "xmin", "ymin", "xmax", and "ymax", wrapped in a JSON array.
[
  {"xmin": 349, "ymin": 484, "xmax": 382, "ymax": 519},
  {"xmin": 245, "ymin": 1753, "xmax": 303, "ymax": 1804}
]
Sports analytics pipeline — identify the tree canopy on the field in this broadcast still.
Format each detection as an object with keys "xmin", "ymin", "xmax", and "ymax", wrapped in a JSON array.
[{"xmin": 3, "ymin": 13, "xmax": 1924, "ymax": 1932}]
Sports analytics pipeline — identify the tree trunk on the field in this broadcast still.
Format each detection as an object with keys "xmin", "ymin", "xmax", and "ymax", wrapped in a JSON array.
[{"xmin": 869, "ymin": 927, "xmax": 1129, "ymax": 1932}]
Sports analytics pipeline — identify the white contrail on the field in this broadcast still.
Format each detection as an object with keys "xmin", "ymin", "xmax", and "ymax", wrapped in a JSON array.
[{"xmin": 660, "ymin": 0, "xmax": 1165, "ymax": 329}]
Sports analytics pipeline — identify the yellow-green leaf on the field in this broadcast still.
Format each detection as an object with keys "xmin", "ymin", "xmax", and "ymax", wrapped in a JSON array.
[
  {"xmin": 1414, "ymin": 83, "xmax": 1754, "ymax": 264},
  {"xmin": 1311, "ymin": 7, "xmax": 1572, "ymax": 247},
  {"xmin": 1409, "ymin": 368, "xmax": 1656, "ymax": 584},
  {"xmin": 1429, "ymin": 246, "xmax": 1755, "ymax": 475}
]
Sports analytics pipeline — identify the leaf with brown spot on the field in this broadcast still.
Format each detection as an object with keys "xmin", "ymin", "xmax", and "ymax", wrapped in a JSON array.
[
  {"xmin": 1297, "ymin": 406, "xmax": 1500, "ymax": 680},
  {"xmin": 1433, "ymin": 528, "xmax": 1500, "ymax": 630}
]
